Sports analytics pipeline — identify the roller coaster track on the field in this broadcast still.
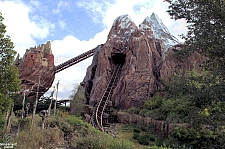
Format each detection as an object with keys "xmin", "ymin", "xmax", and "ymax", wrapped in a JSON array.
[
  {"xmin": 91, "ymin": 64, "xmax": 122, "ymax": 131},
  {"xmin": 55, "ymin": 48, "xmax": 96, "ymax": 73}
]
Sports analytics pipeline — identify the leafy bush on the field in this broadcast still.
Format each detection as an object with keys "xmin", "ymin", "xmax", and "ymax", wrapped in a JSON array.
[
  {"xmin": 133, "ymin": 132, "xmax": 139, "ymax": 140},
  {"xmin": 138, "ymin": 134, "xmax": 149, "ymax": 145},
  {"xmin": 147, "ymin": 145, "xmax": 172, "ymax": 149},
  {"xmin": 133, "ymin": 132, "xmax": 151, "ymax": 145},
  {"xmin": 45, "ymin": 117, "xmax": 73, "ymax": 137},
  {"xmin": 0, "ymin": 117, "xmax": 6, "ymax": 136},
  {"xmin": 139, "ymin": 109, "xmax": 151, "ymax": 117},
  {"xmin": 0, "ymin": 117, "xmax": 6, "ymax": 130},
  {"xmin": 137, "ymin": 120, "xmax": 146, "ymax": 131},
  {"xmin": 121, "ymin": 124, "xmax": 136, "ymax": 133},
  {"xmin": 127, "ymin": 107, "xmax": 139, "ymax": 114},
  {"xmin": 55, "ymin": 109, "xmax": 69, "ymax": 118},
  {"xmin": 66, "ymin": 115, "xmax": 84, "ymax": 127},
  {"xmin": 168, "ymin": 126, "xmax": 225, "ymax": 148},
  {"xmin": 133, "ymin": 128, "xmax": 141, "ymax": 133},
  {"xmin": 18, "ymin": 118, "xmax": 31, "ymax": 130},
  {"xmin": 144, "ymin": 96, "xmax": 165, "ymax": 110}
]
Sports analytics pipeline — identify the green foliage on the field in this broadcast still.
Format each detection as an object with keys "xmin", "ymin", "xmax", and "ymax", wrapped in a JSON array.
[
  {"xmin": 138, "ymin": 134, "xmax": 150, "ymax": 145},
  {"xmin": 55, "ymin": 109, "xmax": 69, "ymax": 118},
  {"xmin": 16, "ymin": 124, "xmax": 64, "ymax": 149},
  {"xmin": 121, "ymin": 124, "xmax": 137, "ymax": 133},
  {"xmin": 127, "ymin": 107, "xmax": 139, "ymax": 114},
  {"xmin": 0, "ymin": 116, "xmax": 6, "ymax": 135},
  {"xmin": 70, "ymin": 122, "xmax": 134, "ymax": 149},
  {"xmin": 69, "ymin": 85, "xmax": 86, "ymax": 116},
  {"xmin": 133, "ymin": 132, "xmax": 139, "ymax": 140},
  {"xmin": 0, "ymin": 12, "xmax": 21, "ymax": 117},
  {"xmin": 133, "ymin": 132, "xmax": 158, "ymax": 146},
  {"xmin": 45, "ymin": 117, "xmax": 73, "ymax": 137},
  {"xmin": 167, "ymin": 0, "xmax": 225, "ymax": 76},
  {"xmin": 167, "ymin": 126, "xmax": 225, "ymax": 148},
  {"xmin": 143, "ymin": 95, "xmax": 193, "ymax": 123},
  {"xmin": 147, "ymin": 145, "xmax": 172, "ymax": 149},
  {"xmin": 18, "ymin": 118, "xmax": 31, "ymax": 130},
  {"xmin": 144, "ymin": 96, "xmax": 165, "ymax": 110},
  {"xmin": 164, "ymin": 71, "xmax": 225, "ymax": 107},
  {"xmin": 133, "ymin": 128, "xmax": 141, "ymax": 133},
  {"xmin": 65, "ymin": 115, "xmax": 86, "ymax": 128}
]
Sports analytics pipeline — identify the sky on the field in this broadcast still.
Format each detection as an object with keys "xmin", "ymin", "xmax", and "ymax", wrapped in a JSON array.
[{"xmin": 0, "ymin": 0, "xmax": 187, "ymax": 100}]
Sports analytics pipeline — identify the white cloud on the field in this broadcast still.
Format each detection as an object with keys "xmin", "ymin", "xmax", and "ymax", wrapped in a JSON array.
[
  {"xmin": 52, "ymin": 0, "xmax": 70, "ymax": 14},
  {"xmin": 75, "ymin": 0, "xmax": 185, "ymax": 40},
  {"xmin": 59, "ymin": 20, "xmax": 66, "ymax": 29},
  {"xmin": 51, "ymin": 28, "xmax": 109, "ymax": 97},
  {"xmin": 0, "ymin": 0, "xmax": 53, "ymax": 56},
  {"xmin": 30, "ymin": 0, "xmax": 40, "ymax": 8}
]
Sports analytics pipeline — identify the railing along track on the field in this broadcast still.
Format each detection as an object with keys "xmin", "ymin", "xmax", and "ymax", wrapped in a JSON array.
[{"xmin": 93, "ymin": 64, "xmax": 122, "ymax": 131}]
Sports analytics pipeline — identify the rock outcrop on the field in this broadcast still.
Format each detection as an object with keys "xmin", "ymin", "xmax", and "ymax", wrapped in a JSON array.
[
  {"xmin": 82, "ymin": 13, "xmax": 202, "ymax": 109},
  {"xmin": 15, "ymin": 41, "xmax": 55, "ymax": 97},
  {"xmin": 117, "ymin": 112, "xmax": 189, "ymax": 136}
]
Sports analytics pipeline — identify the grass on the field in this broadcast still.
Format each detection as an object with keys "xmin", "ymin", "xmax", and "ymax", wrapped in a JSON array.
[
  {"xmin": 7, "ymin": 110, "xmax": 174, "ymax": 149},
  {"xmin": 117, "ymin": 123, "xmax": 152, "ymax": 149}
]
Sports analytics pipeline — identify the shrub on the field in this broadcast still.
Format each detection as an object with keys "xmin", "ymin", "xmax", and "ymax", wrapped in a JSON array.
[
  {"xmin": 169, "ymin": 126, "xmax": 225, "ymax": 148},
  {"xmin": 144, "ymin": 110, "xmax": 153, "ymax": 117},
  {"xmin": 133, "ymin": 132, "xmax": 139, "ymax": 140},
  {"xmin": 45, "ymin": 117, "xmax": 73, "ymax": 137},
  {"xmin": 138, "ymin": 134, "xmax": 149, "ymax": 145},
  {"xmin": 66, "ymin": 115, "xmax": 84, "ymax": 127},
  {"xmin": 147, "ymin": 145, "xmax": 172, "ymax": 149},
  {"xmin": 55, "ymin": 109, "xmax": 69, "ymax": 118},
  {"xmin": 121, "ymin": 124, "xmax": 136, "ymax": 133},
  {"xmin": 144, "ymin": 96, "xmax": 165, "ymax": 110},
  {"xmin": 18, "ymin": 118, "xmax": 31, "ymax": 130},
  {"xmin": 137, "ymin": 120, "xmax": 146, "ymax": 131},
  {"xmin": 133, "ymin": 128, "xmax": 141, "ymax": 133},
  {"xmin": 127, "ymin": 107, "xmax": 139, "ymax": 114},
  {"xmin": 0, "ymin": 117, "xmax": 6, "ymax": 130},
  {"xmin": 139, "ymin": 109, "xmax": 151, "ymax": 117}
]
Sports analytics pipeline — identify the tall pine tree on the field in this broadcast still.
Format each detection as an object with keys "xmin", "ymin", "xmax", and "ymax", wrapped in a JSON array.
[{"xmin": 0, "ymin": 12, "xmax": 21, "ymax": 118}]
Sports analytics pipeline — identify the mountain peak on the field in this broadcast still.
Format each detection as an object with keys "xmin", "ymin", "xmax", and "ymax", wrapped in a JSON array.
[
  {"xmin": 140, "ymin": 12, "xmax": 180, "ymax": 48},
  {"xmin": 113, "ymin": 14, "xmax": 136, "ymax": 29}
]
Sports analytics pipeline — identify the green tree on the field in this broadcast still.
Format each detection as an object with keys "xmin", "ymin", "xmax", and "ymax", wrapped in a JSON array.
[
  {"xmin": 0, "ymin": 12, "xmax": 21, "ymax": 117},
  {"xmin": 69, "ymin": 85, "xmax": 86, "ymax": 116},
  {"xmin": 167, "ymin": 0, "xmax": 225, "ymax": 76}
]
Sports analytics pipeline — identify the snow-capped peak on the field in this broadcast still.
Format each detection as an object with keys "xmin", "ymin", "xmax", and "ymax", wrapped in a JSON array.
[
  {"xmin": 140, "ymin": 13, "xmax": 180, "ymax": 49},
  {"xmin": 113, "ymin": 14, "xmax": 135, "ymax": 29}
]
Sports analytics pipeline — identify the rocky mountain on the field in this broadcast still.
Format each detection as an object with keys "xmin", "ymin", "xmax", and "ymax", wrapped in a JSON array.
[
  {"xmin": 15, "ymin": 41, "xmax": 55, "ymax": 97},
  {"xmin": 82, "ymin": 13, "xmax": 202, "ymax": 109}
]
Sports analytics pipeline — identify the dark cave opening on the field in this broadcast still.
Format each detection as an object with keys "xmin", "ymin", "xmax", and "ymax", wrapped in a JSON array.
[{"xmin": 112, "ymin": 53, "xmax": 126, "ymax": 65}]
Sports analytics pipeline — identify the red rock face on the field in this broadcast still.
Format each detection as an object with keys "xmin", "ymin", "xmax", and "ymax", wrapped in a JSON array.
[
  {"xmin": 15, "ymin": 41, "xmax": 55, "ymax": 97},
  {"xmin": 82, "ymin": 14, "xmax": 203, "ymax": 109}
]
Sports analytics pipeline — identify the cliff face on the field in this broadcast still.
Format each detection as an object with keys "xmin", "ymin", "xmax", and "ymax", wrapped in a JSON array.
[
  {"xmin": 15, "ymin": 41, "xmax": 55, "ymax": 97},
  {"xmin": 82, "ymin": 13, "xmax": 202, "ymax": 109}
]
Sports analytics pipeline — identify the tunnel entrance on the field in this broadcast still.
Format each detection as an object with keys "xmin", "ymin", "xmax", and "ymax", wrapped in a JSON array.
[{"xmin": 112, "ymin": 53, "xmax": 126, "ymax": 65}]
